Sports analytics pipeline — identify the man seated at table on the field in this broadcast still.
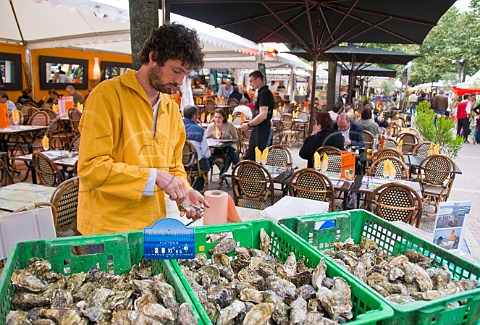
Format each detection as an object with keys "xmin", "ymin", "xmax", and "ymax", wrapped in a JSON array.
[
  {"xmin": 0, "ymin": 92, "xmax": 17, "ymax": 114},
  {"xmin": 65, "ymin": 85, "xmax": 85, "ymax": 104},
  {"xmin": 333, "ymin": 113, "xmax": 365, "ymax": 148},
  {"xmin": 217, "ymin": 81, "xmax": 233, "ymax": 98},
  {"xmin": 229, "ymin": 86, "xmax": 243, "ymax": 102},
  {"xmin": 300, "ymin": 111, "xmax": 345, "ymax": 168},
  {"xmin": 231, "ymin": 98, "xmax": 253, "ymax": 119},
  {"xmin": 183, "ymin": 105, "xmax": 211, "ymax": 191}
]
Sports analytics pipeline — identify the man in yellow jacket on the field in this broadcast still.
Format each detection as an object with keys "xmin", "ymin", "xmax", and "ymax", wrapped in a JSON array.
[{"xmin": 77, "ymin": 23, "xmax": 208, "ymax": 234}]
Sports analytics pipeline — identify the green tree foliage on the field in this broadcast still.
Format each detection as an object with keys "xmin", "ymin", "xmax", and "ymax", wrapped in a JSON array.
[
  {"xmin": 362, "ymin": 3, "xmax": 480, "ymax": 85},
  {"xmin": 414, "ymin": 101, "xmax": 463, "ymax": 158}
]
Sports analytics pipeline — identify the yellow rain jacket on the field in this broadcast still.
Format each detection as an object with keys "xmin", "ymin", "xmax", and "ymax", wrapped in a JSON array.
[{"xmin": 77, "ymin": 70, "xmax": 189, "ymax": 234}]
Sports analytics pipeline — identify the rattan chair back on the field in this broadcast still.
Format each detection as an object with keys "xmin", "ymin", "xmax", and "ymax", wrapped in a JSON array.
[
  {"xmin": 227, "ymin": 98, "xmax": 239, "ymax": 108},
  {"xmin": 68, "ymin": 108, "xmax": 82, "ymax": 135},
  {"xmin": 33, "ymin": 152, "xmax": 65, "ymax": 187},
  {"xmin": 70, "ymin": 134, "xmax": 81, "ymax": 152},
  {"xmin": 315, "ymin": 146, "xmax": 342, "ymax": 173},
  {"xmin": 396, "ymin": 132, "xmax": 418, "ymax": 154},
  {"xmin": 205, "ymin": 99, "xmax": 216, "ymax": 115},
  {"xmin": 289, "ymin": 168, "xmax": 335, "ymax": 211},
  {"xmin": 374, "ymin": 148, "xmax": 405, "ymax": 162},
  {"xmin": 368, "ymin": 156, "xmax": 409, "ymax": 180},
  {"xmin": 266, "ymin": 145, "xmax": 292, "ymax": 167},
  {"xmin": 182, "ymin": 140, "xmax": 208, "ymax": 190},
  {"xmin": 369, "ymin": 183, "xmax": 423, "ymax": 228},
  {"xmin": 28, "ymin": 111, "xmax": 49, "ymax": 126},
  {"xmin": 413, "ymin": 141, "xmax": 433, "ymax": 158},
  {"xmin": 420, "ymin": 154, "xmax": 455, "ymax": 185},
  {"xmin": 383, "ymin": 138, "xmax": 398, "ymax": 149},
  {"xmin": 232, "ymin": 160, "xmax": 274, "ymax": 209},
  {"xmin": 297, "ymin": 112, "xmax": 308, "ymax": 121},
  {"xmin": 50, "ymin": 177, "xmax": 79, "ymax": 237},
  {"xmin": 363, "ymin": 130, "xmax": 374, "ymax": 150}
]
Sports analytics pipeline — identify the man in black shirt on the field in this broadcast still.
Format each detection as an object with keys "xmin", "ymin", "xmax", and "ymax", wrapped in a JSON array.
[{"xmin": 240, "ymin": 70, "xmax": 274, "ymax": 160}]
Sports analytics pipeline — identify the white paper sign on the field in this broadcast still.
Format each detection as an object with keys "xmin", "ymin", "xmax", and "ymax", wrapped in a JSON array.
[
  {"xmin": 0, "ymin": 207, "xmax": 56, "ymax": 259},
  {"xmin": 432, "ymin": 201, "xmax": 471, "ymax": 252}
]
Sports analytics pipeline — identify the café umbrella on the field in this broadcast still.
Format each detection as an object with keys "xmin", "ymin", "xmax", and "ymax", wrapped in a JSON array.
[{"xmin": 165, "ymin": 0, "xmax": 455, "ymax": 132}]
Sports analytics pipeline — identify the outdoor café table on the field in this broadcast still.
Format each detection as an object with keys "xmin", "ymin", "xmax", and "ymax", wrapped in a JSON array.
[
  {"xmin": 53, "ymin": 155, "xmax": 78, "ymax": 179},
  {"xmin": 313, "ymin": 171, "xmax": 353, "ymax": 210},
  {"xmin": 0, "ymin": 125, "xmax": 49, "ymax": 162},
  {"xmin": 0, "ymin": 182, "xmax": 55, "ymax": 213},
  {"xmin": 207, "ymin": 138, "xmax": 236, "ymax": 149},
  {"xmin": 405, "ymin": 154, "xmax": 462, "ymax": 175},
  {"xmin": 11, "ymin": 150, "xmax": 71, "ymax": 184}
]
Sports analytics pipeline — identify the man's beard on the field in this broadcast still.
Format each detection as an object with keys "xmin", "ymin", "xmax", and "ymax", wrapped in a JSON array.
[{"xmin": 148, "ymin": 65, "xmax": 179, "ymax": 94}]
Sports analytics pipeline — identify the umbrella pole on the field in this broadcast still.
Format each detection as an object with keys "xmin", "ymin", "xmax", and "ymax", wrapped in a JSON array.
[{"xmin": 309, "ymin": 56, "xmax": 317, "ymax": 134}]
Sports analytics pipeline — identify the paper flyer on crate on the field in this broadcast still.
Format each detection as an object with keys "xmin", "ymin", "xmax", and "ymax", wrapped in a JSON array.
[{"xmin": 432, "ymin": 201, "xmax": 471, "ymax": 252}]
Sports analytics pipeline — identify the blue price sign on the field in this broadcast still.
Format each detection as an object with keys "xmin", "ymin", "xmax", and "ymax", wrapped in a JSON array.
[{"xmin": 144, "ymin": 218, "xmax": 195, "ymax": 260}]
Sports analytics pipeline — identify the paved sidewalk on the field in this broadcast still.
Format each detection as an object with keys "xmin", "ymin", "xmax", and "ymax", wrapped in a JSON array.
[{"xmin": 447, "ymin": 143, "xmax": 480, "ymax": 257}]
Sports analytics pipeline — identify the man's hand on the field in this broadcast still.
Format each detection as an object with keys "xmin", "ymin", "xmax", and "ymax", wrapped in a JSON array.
[
  {"xmin": 345, "ymin": 139, "xmax": 352, "ymax": 146},
  {"xmin": 155, "ymin": 170, "xmax": 188, "ymax": 201},
  {"xmin": 180, "ymin": 189, "xmax": 210, "ymax": 220},
  {"xmin": 240, "ymin": 122, "xmax": 250, "ymax": 132}
]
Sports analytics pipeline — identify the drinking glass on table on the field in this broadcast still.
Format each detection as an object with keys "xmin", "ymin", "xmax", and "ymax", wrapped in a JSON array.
[{"xmin": 11, "ymin": 110, "xmax": 21, "ymax": 128}]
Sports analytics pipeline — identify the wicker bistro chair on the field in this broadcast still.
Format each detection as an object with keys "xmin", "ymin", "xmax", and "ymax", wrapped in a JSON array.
[
  {"xmin": 70, "ymin": 134, "xmax": 81, "ymax": 152},
  {"xmin": 44, "ymin": 108, "xmax": 69, "ymax": 150},
  {"xmin": 418, "ymin": 154, "xmax": 456, "ymax": 212},
  {"xmin": 50, "ymin": 177, "xmax": 80, "ymax": 237},
  {"xmin": 372, "ymin": 148, "xmax": 405, "ymax": 163},
  {"xmin": 182, "ymin": 140, "xmax": 208, "ymax": 192},
  {"xmin": 396, "ymin": 132, "xmax": 419, "ymax": 155},
  {"xmin": 367, "ymin": 183, "xmax": 423, "ymax": 228},
  {"xmin": 383, "ymin": 137, "xmax": 399, "ymax": 149},
  {"xmin": 368, "ymin": 156, "xmax": 410, "ymax": 180},
  {"xmin": 413, "ymin": 141, "xmax": 434, "ymax": 158},
  {"xmin": 227, "ymin": 98, "xmax": 239, "ymax": 110},
  {"xmin": 315, "ymin": 146, "xmax": 342, "ymax": 173},
  {"xmin": 204, "ymin": 99, "xmax": 216, "ymax": 116},
  {"xmin": 232, "ymin": 160, "xmax": 282, "ymax": 210},
  {"xmin": 265, "ymin": 145, "xmax": 292, "ymax": 167},
  {"xmin": 363, "ymin": 130, "xmax": 375, "ymax": 151},
  {"xmin": 280, "ymin": 114, "xmax": 300, "ymax": 146},
  {"xmin": 68, "ymin": 108, "xmax": 82, "ymax": 136},
  {"xmin": 288, "ymin": 168, "xmax": 336, "ymax": 212},
  {"xmin": 33, "ymin": 152, "xmax": 65, "ymax": 187}
]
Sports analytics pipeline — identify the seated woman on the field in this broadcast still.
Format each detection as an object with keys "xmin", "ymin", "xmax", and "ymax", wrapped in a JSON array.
[
  {"xmin": 206, "ymin": 108, "xmax": 240, "ymax": 175},
  {"xmin": 357, "ymin": 106, "xmax": 381, "ymax": 136},
  {"xmin": 299, "ymin": 111, "xmax": 345, "ymax": 168}
]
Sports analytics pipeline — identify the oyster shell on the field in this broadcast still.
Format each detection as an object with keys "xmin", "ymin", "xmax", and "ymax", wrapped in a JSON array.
[
  {"xmin": 178, "ymin": 302, "xmax": 198, "ymax": 325},
  {"xmin": 209, "ymin": 238, "xmax": 237, "ymax": 255},
  {"xmin": 260, "ymin": 228, "xmax": 271, "ymax": 253},
  {"xmin": 311, "ymin": 258, "xmax": 326, "ymax": 290},
  {"xmin": 283, "ymin": 252, "xmax": 297, "ymax": 277},
  {"xmin": 242, "ymin": 302, "xmax": 274, "ymax": 325},
  {"xmin": 218, "ymin": 299, "xmax": 246, "ymax": 325},
  {"xmin": 289, "ymin": 297, "xmax": 307, "ymax": 324}
]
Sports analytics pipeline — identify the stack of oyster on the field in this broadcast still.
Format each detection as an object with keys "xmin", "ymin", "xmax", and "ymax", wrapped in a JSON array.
[
  {"xmin": 324, "ymin": 237, "xmax": 478, "ymax": 304},
  {"xmin": 179, "ymin": 229, "xmax": 354, "ymax": 324},
  {"xmin": 6, "ymin": 258, "xmax": 197, "ymax": 324}
]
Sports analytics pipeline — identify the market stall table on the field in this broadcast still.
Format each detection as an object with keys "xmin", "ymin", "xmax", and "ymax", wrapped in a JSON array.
[{"xmin": 0, "ymin": 182, "xmax": 55, "ymax": 212}]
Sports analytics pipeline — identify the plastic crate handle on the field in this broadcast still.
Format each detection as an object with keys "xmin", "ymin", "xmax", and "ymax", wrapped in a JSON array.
[{"xmin": 44, "ymin": 234, "xmax": 133, "ymax": 275}]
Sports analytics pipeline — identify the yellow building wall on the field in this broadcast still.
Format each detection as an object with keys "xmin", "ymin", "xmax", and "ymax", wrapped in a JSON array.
[
  {"xmin": 0, "ymin": 43, "xmax": 131, "ymax": 103},
  {"xmin": 30, "ymin": 48, "xmax": 132, "ymax": 100}
]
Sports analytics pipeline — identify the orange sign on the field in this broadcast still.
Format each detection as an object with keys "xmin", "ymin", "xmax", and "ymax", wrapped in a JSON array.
[
  {"xmin": 0, "ymin": 103, "xmax": 9, "ymax": 128},
  {"xmin": 341, "ymin": 151, "xmax": 355, "ymax": 181}
]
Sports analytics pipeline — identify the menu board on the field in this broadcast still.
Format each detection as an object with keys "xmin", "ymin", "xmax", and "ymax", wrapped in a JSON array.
[
  {"xmin": 432, "ymin": 201, "xmax": 471, "ymax": 251},
  {"xmin": 340, "ymin": 151, "xmax": 355, "ymax": 181}
]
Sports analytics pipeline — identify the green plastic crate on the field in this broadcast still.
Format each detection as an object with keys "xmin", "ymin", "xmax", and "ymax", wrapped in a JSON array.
[
  {"xmin": 171, "ymin": 219, "xmax": 393, "ymax": 325},
  {"xmin": 278, "ymin": 209, "xmax": 480, "ymax": 325},
  {"xmin": 0, "ymin": 232, "xmax": 204, "ymax": 324}
]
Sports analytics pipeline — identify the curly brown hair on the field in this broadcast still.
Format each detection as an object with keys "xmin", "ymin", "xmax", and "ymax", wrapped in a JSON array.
[
  {"xmin": 315, "ymin": 111, "xmax": 333, "ymax": 131},
  {"xmin": 139, "ymin": 23, "xmax": 204, "ymax": 70}
]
